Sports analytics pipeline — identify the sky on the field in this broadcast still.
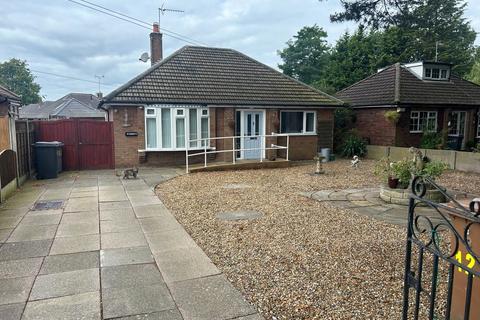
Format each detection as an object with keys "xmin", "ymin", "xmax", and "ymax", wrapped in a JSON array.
[{"xmin": 1, "ymin": 0, "xmax": 479, "ymax": 101}]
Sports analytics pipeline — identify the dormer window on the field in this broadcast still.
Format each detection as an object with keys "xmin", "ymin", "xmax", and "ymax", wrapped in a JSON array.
[{"xmin": 424, "ymin": 66, "xmax": 449, "ymax": 80}]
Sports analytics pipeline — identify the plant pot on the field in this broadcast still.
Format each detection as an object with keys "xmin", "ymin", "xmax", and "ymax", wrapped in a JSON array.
[{"xmin": 387, "ymin": 177, "xmax": 399, "ymax": 189}]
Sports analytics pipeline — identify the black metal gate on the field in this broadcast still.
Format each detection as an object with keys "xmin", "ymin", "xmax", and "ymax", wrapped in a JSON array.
[{"xmin": 402, "ymin": 177, "xmax": 479, "ymax": 320}]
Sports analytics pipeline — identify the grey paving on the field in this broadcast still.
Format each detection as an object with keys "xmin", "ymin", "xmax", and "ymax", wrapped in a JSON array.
[
  {"xmin": 0, "ymin": 276, "xmax": 35, "ymax": 305},
  {"xmin": 0, "ymin": 257, "xmax": 43, "ymax": 279},
  {"xmin": 49, "ymin": 234, "xmax": 100, "ymax": 255},
  {"xmin": 101, "ymin": 263, "xmax": 163, "ymax": 289},
  {"xmin": 39, "ymin": 251, "xmax": 99, "ymax": 274},
  {"xmin": 0, "ymin": 240, "xmax": 52, "ymax": 261},
  {"xmin": 22, "ymin": 291, "xmax": 101, "ymax": 320},
  {"xmin": 169, "ymin": 274, "xmax": 257, "ymax": 320},
  {"xmin": 0, "ymin": 168, "xmax": 260, "ymax": 320},
  {"xmin": 102, "ymin": 283, "xmax": 175, "ymax": 319},
  {"xmin": 29, "ymin": 268, "xmax": 99, "ymax": 300},
  {"xmin": 100, "ymin": 246, "xmax": 154, "ymax": 267},
  {"xmin": 0, "ymin": 303, "xmax": 25, "ymax": 320}
]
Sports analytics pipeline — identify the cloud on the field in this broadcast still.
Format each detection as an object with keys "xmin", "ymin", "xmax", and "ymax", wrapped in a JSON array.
[{"xmin": 0, "ymin": 0, "xmax": 477, "ymax": 100}]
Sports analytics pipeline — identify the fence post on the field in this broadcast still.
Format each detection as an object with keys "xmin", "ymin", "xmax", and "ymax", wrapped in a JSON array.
[
  {"xmin": 286, "ymin": 135, "xmax": 289, "ymax": 161},
  {"xmin": 232, "ymin": 137, "xmax": 236, "ymax": 165},
  {"xmin": 204, "ymin": 139, "xmax": 207, "ymax": 168}
]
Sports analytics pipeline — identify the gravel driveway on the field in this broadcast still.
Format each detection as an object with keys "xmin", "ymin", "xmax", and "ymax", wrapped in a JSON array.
[{"xmin": 156, "ymin": 160, "xmax": 480, "ymax": 319}]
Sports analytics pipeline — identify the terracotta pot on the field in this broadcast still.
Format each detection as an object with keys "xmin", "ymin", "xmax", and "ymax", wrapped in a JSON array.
[{"xmin": 387, "ymin": 177, "xmax": 399, "ymax": 189}]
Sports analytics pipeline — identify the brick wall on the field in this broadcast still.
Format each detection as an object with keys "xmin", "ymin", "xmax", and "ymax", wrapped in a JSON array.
[
  {"xmin": 354, "ymin": 108, "xmax": 396, "ymax": 146},
  {"xmin": 112, "ymin": 106, "xmax": 145, "ymax": 167}
]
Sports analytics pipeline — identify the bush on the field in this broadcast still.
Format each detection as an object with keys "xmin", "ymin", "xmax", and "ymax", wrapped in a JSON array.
[
  {"xmin": 333, "ymin": 108, "xmax": 356, "ymax": 153},
  {"xmin": 384, "ymin": 110, "xmax": 401, "ymax": 124},
  {"xmin": 420, "ymin": 131, "xmax": 443, "ymax": 149},
  {"xmin": 416, "ymin": 161, "xmax": 449, "ymax": 180},
  {"xmin": 390, "ymin": 159, "xmax": 413, "ymax": 187},
  {"xmin": 340, "ymin": 131, "xmax": 366, "ymax": 157}
]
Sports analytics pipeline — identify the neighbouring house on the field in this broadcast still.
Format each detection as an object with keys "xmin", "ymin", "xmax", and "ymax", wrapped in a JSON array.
[
  {"xmin": 336, "ymin": 61, "xmax": 480, "ymax": 150},
  {"xmin": 20, "ymin": 93, "xmax": 106, "ymax": 120},
  {"xmin": 101, "ymin": 23, "xmax": 342, "ymax": 167},
  {"xmin": 0, "ymin": 84, "xmax": 21, "ymax": 151}
]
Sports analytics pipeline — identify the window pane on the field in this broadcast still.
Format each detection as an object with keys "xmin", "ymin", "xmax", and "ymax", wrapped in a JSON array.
[
  {"xmin": 254, "ymin": 114, "xmax": 260, "ymax": 135},
  {"xmin": 201, "ymin": 117, "xmax": 208, "ymax": 146},
  {"xmin": 247, "ymin": 114, "xmax": 252, "ymax": 136},
  {"xmin": 146, "ymin": 118, "xmax": 157, "ymax": 148},
  {"xmin": 432, "ymin": 68, "xmax": 440, "ymax": 79},
  {"xmin": 306, "ymin": 113, "xmax": 315, "ymax": 132},
  {"xmin": 176, "ymin": 118, "xmax": 185, "ymax": 148},
  {"xmin": 189, "ymin": 109, "xmax": 197, "ymax": 147},
  {"xmin": 161, "ymin": 109, "xmax": 171, "ymax": 148},
  {"xmin": 425, "ymin": 69, "xmax": 431, "ymax": 78},
  {"xmin": 146, "ymin": 109, "xmax": 155, "ymax": 115},
  {"xmin": 281, "ymin": 112, "xmax": 303, "ymax": 133},
  {"xmin": 441, "ymin": 69, "xmax": 447, "ymax": 79}
]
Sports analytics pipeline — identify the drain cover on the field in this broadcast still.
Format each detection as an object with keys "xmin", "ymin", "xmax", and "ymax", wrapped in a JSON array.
[{"xmin": 32, "ymin": 200, "xmax": 64, "ymax": 211}]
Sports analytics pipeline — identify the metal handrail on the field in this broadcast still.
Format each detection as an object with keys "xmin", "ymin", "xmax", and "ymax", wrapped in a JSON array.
[{"xmin": 185, "ymin": 133, "xmax": 290, "ymax": 173}]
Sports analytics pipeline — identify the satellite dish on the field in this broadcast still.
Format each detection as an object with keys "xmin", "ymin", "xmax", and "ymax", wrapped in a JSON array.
[{"xmin": 139, "ymin": 52, "xmax": 150, "ymax": 63}]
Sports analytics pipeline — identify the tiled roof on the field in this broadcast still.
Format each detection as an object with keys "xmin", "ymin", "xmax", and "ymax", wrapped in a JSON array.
[
  {"xmin": 336, "ymin": 63, "xmax": 480, "ymax": 107},
  {"xmin": 20, "ymin": 93, "xmax": 103, "ymax": 119},
  {"xmin": 0, "ymin": 84, "xmax": 20, "ymax": 101},
  {"xmin": 103, "ymin": 46, "xmax": 342, "ymax": 107}
]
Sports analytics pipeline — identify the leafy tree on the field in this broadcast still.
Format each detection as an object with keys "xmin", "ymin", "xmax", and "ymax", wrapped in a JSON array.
[
  {"xmin": 0, "ymin": 59, "xmax": 41, "ymax": 104},
  {"xmin": 327, "ymin": 0, "xmax": 477, "ymax": 76},
  {"xmin": 278, "ymin": 25, "xmax": 331, "ymax": 84},
  {"xmin": 467, "ymin": 49, "xmax": 480, "ymax": 85}
]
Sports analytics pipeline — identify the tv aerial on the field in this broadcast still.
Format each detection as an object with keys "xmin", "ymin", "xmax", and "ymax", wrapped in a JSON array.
[{"xmin": 158, "ymin": 1, "xmax": 184, "ymax": 30}]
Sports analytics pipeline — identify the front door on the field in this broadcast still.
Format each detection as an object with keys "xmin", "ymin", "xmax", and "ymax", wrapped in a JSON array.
[{"xmin": 242, "ymin": 111, "xmax": 264, "ymax": 159}]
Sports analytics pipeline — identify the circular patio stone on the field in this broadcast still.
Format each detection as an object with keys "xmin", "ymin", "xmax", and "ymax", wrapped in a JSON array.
[{"xmin": 216, "ymin": 210, "xmax": 263, "ymax": 221}]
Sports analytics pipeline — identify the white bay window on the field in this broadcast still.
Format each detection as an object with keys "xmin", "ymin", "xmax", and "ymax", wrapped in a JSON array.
[{"xmin": 145, "ymin": 105, "xmax": 209, "ymax": 150}]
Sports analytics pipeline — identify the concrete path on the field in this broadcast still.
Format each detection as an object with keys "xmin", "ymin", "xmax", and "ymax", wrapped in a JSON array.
[{"xmin": 0, "ymin": 168, "xmax": 262, "ymax": 320}]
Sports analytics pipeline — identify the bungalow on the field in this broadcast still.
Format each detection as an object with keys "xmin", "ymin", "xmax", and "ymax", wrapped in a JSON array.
[
  {"xmin": 0, "ymin": 84, "xmax": 21, "ymax": 151},
  {"xmin": 336, "ymin": 62, "xmax": 480, "ymax": 150},
  {"xmin": 20, "ymin": 93, "xmax": 105, "ymax": 120},
  {"xmin": 101, "ymin": 24, "xmax": 342, "ymax": 167}
]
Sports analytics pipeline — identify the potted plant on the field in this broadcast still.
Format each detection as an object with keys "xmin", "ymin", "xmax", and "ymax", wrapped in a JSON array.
[
  {"xmin": 374, "ymin": 158, "xmax": 397, "ymax": 188},
  {"xmin": 384, "ymin": 110, "xmax": 401, "ymax": 124}
]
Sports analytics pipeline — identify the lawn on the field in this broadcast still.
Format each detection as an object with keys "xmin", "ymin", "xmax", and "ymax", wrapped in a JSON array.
[{"xmin": 156, "ymin": 160, "xmax": 480, "ymax": 319}]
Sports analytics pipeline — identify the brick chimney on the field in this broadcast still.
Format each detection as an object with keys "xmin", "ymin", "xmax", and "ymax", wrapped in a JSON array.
[{"xmin": 150, "ymin": 23, "xmax": 163, "ymax": 65}]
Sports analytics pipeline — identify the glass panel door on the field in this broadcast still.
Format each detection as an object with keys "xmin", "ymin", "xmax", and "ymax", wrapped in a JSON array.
[{"xmin": 243, "ymin": 111, "xmax": 263, "ymax": 160}]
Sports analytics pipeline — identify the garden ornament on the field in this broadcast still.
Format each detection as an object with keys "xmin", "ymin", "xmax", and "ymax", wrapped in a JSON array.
[
  {"xmin": 351, "ymin": 155, "xmax": 360, "ymax": 168},
  {"xmin": 409, "ymin": 147, "xmax": 425, "ymax": 171},
  {"xmin": 313, "ymin": 154, "xmax": 325, "ymax": 174}
]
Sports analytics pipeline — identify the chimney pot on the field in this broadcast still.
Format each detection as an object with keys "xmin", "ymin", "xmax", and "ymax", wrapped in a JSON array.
[{"xmin": 153, "ymin": 22, "xmax": 159, "ymax": 33}]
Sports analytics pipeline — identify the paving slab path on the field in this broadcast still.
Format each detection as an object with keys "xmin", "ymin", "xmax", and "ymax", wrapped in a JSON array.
[{"xmin": 0, "ymin": 168, "xmax": 262, "ymax": 320}]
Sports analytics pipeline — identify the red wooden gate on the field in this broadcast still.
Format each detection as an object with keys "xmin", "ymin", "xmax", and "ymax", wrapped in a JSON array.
[{"xmin": 35, "ymin": 120, "xmax": 114, "ymax": 170}]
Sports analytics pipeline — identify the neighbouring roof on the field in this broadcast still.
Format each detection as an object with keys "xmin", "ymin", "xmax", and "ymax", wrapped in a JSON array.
[
  {"xmin": 0, "ymin": 84, "xmax": 21, "ymax": 102},
  {"xmin": 20, "ymin": 93, "xmax": 104, "ymax": 119},
  {"xmin": 336, "ymin": 63, "xmax": 480, "ymax": 107},
  {"xmin": 103, "ymin": 46, "xmax": 343, "ymax": 107}
]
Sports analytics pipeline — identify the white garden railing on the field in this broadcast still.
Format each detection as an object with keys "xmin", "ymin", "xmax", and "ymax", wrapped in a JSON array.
[{"xmin": 185, "ymin": 134, "xmax": 290, "ymax": 173}]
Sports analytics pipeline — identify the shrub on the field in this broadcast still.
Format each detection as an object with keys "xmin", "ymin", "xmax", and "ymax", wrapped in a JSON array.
[
  {"xmin": 420, "ymin": 131, "xmax": 443, "ymax": 149},
  {"xmin": 374, "ymin": 157, "xmax": 393, "ymax": 181},
  {"xmin": 390, "ymin": 159, "xmax": 413, "ymax": 187},
  {"xmin": 340, "ymin": 131, "xmax": 367, "ymax": 157},
  {"xmin": 333, "ymin": 108, "xmax": 356, "ymax": 153},
  {"xmin": 384, "ymin": 110, "xmax": 401, "ymax": 124},
  {"xmin": 416, "ymin": 161, "xmax": 449, "ymax": 180}
]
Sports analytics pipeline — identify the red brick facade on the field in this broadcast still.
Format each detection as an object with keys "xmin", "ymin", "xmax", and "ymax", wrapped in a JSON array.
[
  {"xmin": 355, "ymin": 106, "xmax": 479, "ymax": 148},
  {"xmin": 110, "ymin": 106, "xmax": 335, "ymax": 167}
]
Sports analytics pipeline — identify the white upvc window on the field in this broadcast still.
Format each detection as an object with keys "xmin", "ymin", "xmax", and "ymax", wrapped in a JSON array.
[
  {"xmin": 144, "ymin": 105, "xmax": 210, "ymax": 150},
  {"xmin": 424, "ymin": 67, "xmax": 449, "ymax": 80},
  {"xmin": 280, "ymin": 111, "xmax": 316, "ymax": 135},
  {"xmin": 410, "ymin": 111, "xmax": 437, "ymax": 133}
]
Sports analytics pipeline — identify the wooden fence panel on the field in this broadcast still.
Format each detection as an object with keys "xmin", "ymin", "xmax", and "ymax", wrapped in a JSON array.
[{"xmin": 0, "ymin": 149, "xmax": 16, "ymax": 188}]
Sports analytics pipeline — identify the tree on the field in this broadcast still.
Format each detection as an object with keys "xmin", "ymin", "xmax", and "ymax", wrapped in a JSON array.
[
  {"xmin": 0, "ymin": 59, "xmax": 41, "ymax": 105},
  {"xmin": 327, "ymin": 0, "xmax": 477, "ymax": 76},
  {"xmin": 466, "ymin": 49, "xmax": 480, "ymax": 85},
  {"xmin": 278, "ymin": 25, "xmax": 331, "ymax": 84}
]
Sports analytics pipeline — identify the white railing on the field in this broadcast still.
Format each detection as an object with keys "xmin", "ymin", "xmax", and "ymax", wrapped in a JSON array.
[{"xmin": 185, "ymin": 134, "xmax": 290, "ymax": 173}]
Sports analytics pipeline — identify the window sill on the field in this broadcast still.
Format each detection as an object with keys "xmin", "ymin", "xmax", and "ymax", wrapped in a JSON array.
[{"xmin": 409, "ymin": 131, "xmax": 436, "ymax": 134}]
